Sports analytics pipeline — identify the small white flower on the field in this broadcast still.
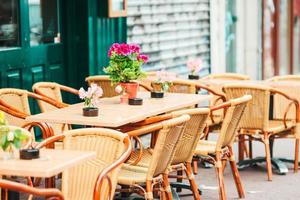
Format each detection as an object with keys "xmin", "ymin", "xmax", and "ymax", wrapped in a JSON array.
[
  {"xmin": 115, "ymin": 85, "xmax": 123, "ymax": 93},
  {"xmin": 7, "ymin": 131, "xmax": 14, "ymax": 142}
]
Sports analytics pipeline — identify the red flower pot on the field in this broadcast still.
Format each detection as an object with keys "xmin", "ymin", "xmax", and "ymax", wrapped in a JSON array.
[{"xmin": 120, "ymin": 82, "xmax": 139, "ymax": 99}]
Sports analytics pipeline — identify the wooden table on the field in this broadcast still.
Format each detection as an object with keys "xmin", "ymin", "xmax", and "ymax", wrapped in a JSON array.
[
  {"xmin": 26, "ymin": 92, "xmax": 211, "ymax": 128},
  {"xmin": 0, "ymin": 149, "xmax": 96, "ymax": 177}
]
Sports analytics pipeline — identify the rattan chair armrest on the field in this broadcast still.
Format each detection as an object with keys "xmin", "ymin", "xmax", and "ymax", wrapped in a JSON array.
[
  {"xmin": 126, "ymin": 136, "xmax": 145, "ymax": 166},
  {"xmin": 93, "ymin": 136, "xmax": 132, "ymax": 200},
  {"xmin": 126, "ymin": 122, "xmax": 163, "ymax": 137},
  {"xmin": 138, "ymin": 81, "xmax": 153, "ymax": 92},
  {"xmin": 121, "ymin": 114, "xmax": 172, "ymax": 132},
  {"xmin": 35, "ymin": 134, "xmax": 65, "ymax": 149},
  {"xmin": 195, "ymin": 83, "xmax": 226, "ymax": 100},
  {"xmin": 0, "ymin": 179, "xmax": 64, "ymax": 200},
  {"xmin": 59, "ymin": 84, "xmax": 79, "ymax": 95},
  {"xmin": 270, "ymin": 88, "xmax": 300, "ymax": 124},
  {"xmin": 195, "ymin": 83, "xmax": 226, "ymax": 123},
  {"xmin": 0, "ymin": 103, "xmax": 28, "ymax": 119},
  {"xmin": 28, "ymin": 91, "xmax": 68, "ymax": 108},
  {"xmin": 22, "ymin": 122, "xmax": 55, "ymax": 140}
]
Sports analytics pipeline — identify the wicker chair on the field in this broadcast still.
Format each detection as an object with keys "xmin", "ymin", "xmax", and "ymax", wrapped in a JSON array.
[
  {"xmin": 151, "ymin": 78, "xmax": 226, "ymax": 136},
  {"xmin": 223, "ymin": 83, "xmax": 300, "ymax": 181},
  {"xmin": 32, "ymin": 82, "xmax": 78, "ymax": 109},
  {"xmin": 85, "ymin": 75, "xmax": 152, "ymax": 98},
  {"xmin": 266, "ymin": 75, "xmax": 300, "ymax": 120},
  {"xmin": 194, "ymin": 95, "xmax": 252, "ymax": 200},
  {"xmin": 0, "ymin": 88, "xmax": 59, "ymax": 139},
  {"xmin": 117, "ymin": 115, "xmax": 190, "ymax": 200},
  {"xmin": 202, "ymin": 73, "xmax": 251, "ymax": 81},
  {"xmin": 0, "ymin": 179, "xmax": 64, "ymax": 200},
  {"xmin": 32, "ymin": 82, "xmax": 79, "ymax": 133},
  {"xmin": 35, "ymin": 128, "xmax": 132, "ymax": 200},
  {"xmin": 125, "ymin": 108, "xmax": 209, "ymax": 200}
]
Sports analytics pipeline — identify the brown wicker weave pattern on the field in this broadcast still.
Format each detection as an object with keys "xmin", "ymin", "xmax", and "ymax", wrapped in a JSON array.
[
  {"xmin": 62, "ymin": 128, "xmax": 127, "ymax": 200},
  {"xmin": 171, "ymin": 108, "xmax": 209, "ymax": 164},
  {"xmin": 85, "ymin": 75, "xmax": 118, "ymax": 98},
  {"xmin": 0, "ymin": 89, "xmax": 31, "ymax": 127},
  {"xmin": 215, "ymin": 98, "xmax": 248, "ymax": 150},
  {"xmin": 147, "ymin": 115, "xmax": 189, "ymax": 178},
  {"xmin": 223, "ymin": 84, "xmax": 270, "ymax": 130},
  {"xmin": 267, "ymin": 76, "xmax": 300, "ymax": 120}
]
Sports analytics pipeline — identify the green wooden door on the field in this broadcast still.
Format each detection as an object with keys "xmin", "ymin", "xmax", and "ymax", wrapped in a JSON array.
[{"xmin": 0, "ymin": 0, "xmax": 65, "ymax": 92}]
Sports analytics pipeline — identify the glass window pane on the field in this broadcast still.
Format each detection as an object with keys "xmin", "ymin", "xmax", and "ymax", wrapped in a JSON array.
[
  {"xmin": 29, "ymin": 0, "xmax": 60, "ymax": 46},
  {"xmin": 0, "ymin": 0, "xmax": 20, "ymax": 48}
]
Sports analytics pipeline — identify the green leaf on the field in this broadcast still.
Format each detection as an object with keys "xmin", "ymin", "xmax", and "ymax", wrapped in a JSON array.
[
  {"xmin": 14, "ymin": 129, "xmax": 28, "ymax": 141},
  {"xmin": 13, "ymin": 140, "xmax": 21, "ymax": 149}
]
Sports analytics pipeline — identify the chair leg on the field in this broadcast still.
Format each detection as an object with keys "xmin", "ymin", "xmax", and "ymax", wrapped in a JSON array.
[
  {"xmin": 185, "ymin": 163, "xmax": 201, "ymax": 200},
  {"xmin": 145, "ymin": 180, "xmax": 154, "ymax": 200},
  {"xmin": 295, "ymin": 138, "xmax": 299, "ymax": 173},
  {"xmin": 222, "ymin": 159, "xmax": 227, "ymax": 173},
  {"xmin": 238, "ymin": 135, "xmax": 245, "ymax": 162},
  {"xmin": 263, "ymin": 133, "xmax": 272, "ymax": 181},
  {"xmin": 176, "ymin": 170, "xmax": 183, "ymax": 192},
  {"xmin": 215, "ymin": 152, "xmax": 226, "ymax": 200},
  {"xmin": 228, "ymin": 146, "xmax": 245, "ymax": 198},
  {"xmin": 193, "ymin": 159, "xmax": 198, "ymax": 175},
  {"xmin": 162, "ymin": 174, "xmax": 173, "ymax": 200}
]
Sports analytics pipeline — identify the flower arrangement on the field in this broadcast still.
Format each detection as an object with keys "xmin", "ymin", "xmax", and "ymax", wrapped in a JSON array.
[
  {"xmin": 0, "ymin": 112, "xmax": 28, "ymax": 152},
  {"xmin": 104, "ymin": 43, "xmax": 148, "ymax": 84},
  {"xmin": 153, "ymin": 70, "xmax": 175, "ymax": 92},
  {"xmin": 187, "ymin": 58, "xmax": 202, "ymax": 75},
  {"xmin": 79, "ymin": 83, "xmax": 103, "ymax": 108}
]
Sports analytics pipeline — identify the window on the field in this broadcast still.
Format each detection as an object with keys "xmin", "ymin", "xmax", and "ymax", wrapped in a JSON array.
[
  {"xmin": 0, "ymin": 0, "xmax": 20, "ymax": 48},
  {"xmin": 29, "ymin": 0, "xmax": 60, "ymax": 46}
]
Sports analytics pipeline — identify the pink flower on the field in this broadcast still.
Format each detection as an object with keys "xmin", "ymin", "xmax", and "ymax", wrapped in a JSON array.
[
  {"xmin": 187, "ymin": 58, "xmax": 202, "ymax": 74},
  {"xmin": 129, "ymin": 44, "xmax": 140, "ymax": 54},
  {"xmin": 79, "ymin": 88, "xmax": 87, "ymax": 99},
  {"xmin": 137, "ymin": 54, "xmax": 149, "ymax": 63},
  {"xmin": 78, "ymin": 84, "xmax": 103, "ymax": 107},
  {"xmin": 156, "ymin": 70, "xmax": 174, "ymax": 83}
]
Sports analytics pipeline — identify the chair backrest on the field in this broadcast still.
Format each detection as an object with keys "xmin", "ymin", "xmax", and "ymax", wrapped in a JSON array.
[
  {"xmin": 32, "ymin": 82, "xmax": 63, "ymax": 113},
  {"xmin": 266, "ymin": 76, "xmax": 300, "ymax": 120},
  {"xmin": 61, "ymin": 128, "xmax": 129, "ymax": 200},
  {"xmin": 32, "ymin": 82, "xmax": 70, "ymax": 134},
  {"xmin": 0, "ymin": 89, "xmax": 31, "ymax": 127},
  {"xmin": 223, "ymin": 83, "xmax": 271, "ymax": 131},
  {"xmin": 202, "ymin": 73, "xmax": 250, "ymax": 80},
  {"xmin": 267, "ymin": 75, "xmax": 300, "ymax": 82},
  {"xmin": 171, "ymin": 108, "xmax": 209, "ymax": 165},
  {"xmin": 147, "ymin": 115, "xmax": 190, "ymax": 179},
  {"xmin": 85, "ymin": 75, "xmax": 118, "ymax": 98},
  {"xmin": 215, "ymin": 95, "xmax": 252, "ymax": 150}
]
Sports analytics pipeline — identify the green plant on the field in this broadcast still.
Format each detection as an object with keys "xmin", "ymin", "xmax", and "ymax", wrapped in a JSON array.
[
  {"xmin": 0, "ymin": 112, "xmax": 28, "ymax": 151},
  {"xmin": 104, "ymin": 43, "xmax": 148, "ymax": 84}
]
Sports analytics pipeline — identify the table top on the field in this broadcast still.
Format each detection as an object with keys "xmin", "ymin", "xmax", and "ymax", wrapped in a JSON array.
[
  {"xmin": 26, "ymin": 92, "xmax": 211, "ymax": 128},
  {"xmin": 0, "ymin": 149, "xmax": 96, "ymax": 177}
]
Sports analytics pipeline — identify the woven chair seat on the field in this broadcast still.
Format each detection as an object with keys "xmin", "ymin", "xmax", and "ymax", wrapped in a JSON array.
[
  {"xmin": 118, "ymin": 164, "xmax": 151, "ymax": 185},
  {"xmin": 267, "ymin": 120, "xmax": 295, "ymax": 133},
  {"xmin": 127, "ymin": 149, "xmax": 152, "ymax": 168},
  {"xmin": 194, "ymin": 140, "xmax": 217, "ymax": 156}
]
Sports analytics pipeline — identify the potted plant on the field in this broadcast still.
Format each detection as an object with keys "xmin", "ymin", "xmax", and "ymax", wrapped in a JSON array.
[
  {"xmin": 187, "ymin": 58, "xmax": 202, "ymax": 80},
  {"xmin": 0, "ymin": 112, "xmax": 28, "ymax": 159},
  {"xmin": 104, "ymin": 43, "xmax": 148, "ymax": 101},
  {"xmin": 151, "ymin": 70, "xmax": 174, "ymax": 98},
  {"xmin": 79, "ymin": 83, "xmax": 103, "ymax": 117}
]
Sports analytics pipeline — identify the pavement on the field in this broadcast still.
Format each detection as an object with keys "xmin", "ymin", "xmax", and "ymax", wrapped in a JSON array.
[{"xmin": 179, "ymin": 136, "xmax": 300, "ymax": 200}]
